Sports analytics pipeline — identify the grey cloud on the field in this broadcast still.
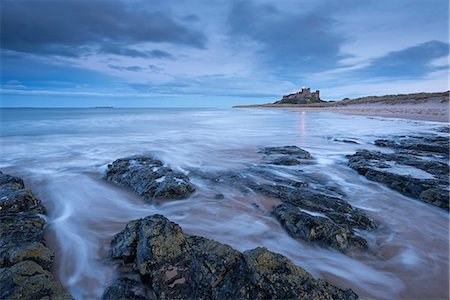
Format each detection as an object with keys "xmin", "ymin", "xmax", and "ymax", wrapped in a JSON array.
[
  {"xmin": 1, "ymin": 0, "xmax": 206, "ymax": 57},
  {"xmin": 108, "ymin": 65, "xmax": 143, "ymax": 72},
  {"xmin": 149, "ymin": 50, "xmax": 174, "ymax": 59},
  {"xmin": 99, "ymin": 46, "xmax": 151, "ymax": 58},
  {"xmin": 148, "ymin": 65, "xmax": 163, "ymax": 72},
  {"xmin": 356, "ymin": 40, "xmax": 449, "ymax": 79},
  {"xmin": 227, "ymin": 0, "xmax": 348, "ymax": 74},
  {"xmin": 98, "ymin": 46, "xmax": 174, "ymax": 59}
]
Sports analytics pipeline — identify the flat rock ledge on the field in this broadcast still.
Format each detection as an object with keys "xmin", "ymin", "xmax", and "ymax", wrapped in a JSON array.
[
  {"xmin": 0, "ymin": 171, "xmax": 72, "ymax": 300},
  {"xmin": 348, "ymin": 134, "xmax": 449, "ymax": 211},
  {"xmin": 195, "ymin": 146, "xmax": 377, "ymax": 253},
  {"xmin": 104, "ymin": 156, "xmax": 196, "ymax": 203},
  {"xmin": 103, "ymin": 214, "xmax": 358, "ymax": 300},
  {"xmin": 260, "ymin": 146, "xmax": 314, "ymax": 165}
]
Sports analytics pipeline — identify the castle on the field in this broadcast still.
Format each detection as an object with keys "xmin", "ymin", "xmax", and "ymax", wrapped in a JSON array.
[{"xmin": 280, "ymin": 87, "xmax": 320, "ymax": 104}]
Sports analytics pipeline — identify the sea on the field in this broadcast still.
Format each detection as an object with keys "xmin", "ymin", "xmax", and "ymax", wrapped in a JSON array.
[{"xmin": 0, "ymin": 107, "xmax": 448, "ymax": 299}]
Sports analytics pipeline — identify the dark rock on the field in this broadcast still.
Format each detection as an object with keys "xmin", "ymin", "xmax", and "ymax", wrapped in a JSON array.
[
  {"xmin": 260, "ymin": 146, "xmax": 313, "ymax": 165},
  {"xmin": 0, "ymin": 213, "xmax": 52, "ymax": 269},
  {"xmin": 273, "ymin": 203, "xmax": 367, "ymax": 251},
  {"xmin": 348, "ymin": 150, "xmax": 449, "ymax": 211},
  {"xmin": 0, "ymin": 171, "xmax": 72, "ymax": 299},
  {"xmin": 0, "ymin": 173, "xmax": 46, "ymax": 215},
  {"xmin": 241, "ymin": 247, "xmax": 358, "ymax": 300},
  {"xmin": 186, "ymin": 235, "xmax": 244, "ymax": 299},
  {"xmin": 0, "ymin": 260, "xmax": 71, "ymax": 300},
  {"xmin": 288, "ymin": 189, "xmax": 376, "ymax": 229},
  {"xmin": 104, "ymin": 156, "xmax": 195, "ymax": 203},
  {"xmin": 436, "ymin": 126, "xmax": 450, "ymax": 133},
  {"xmin": 331, "ymin": 138, "xmax": 360, "ymax": 144},
  {"xmin": 196, "ymin": 163, "xmax": 375, "ymax": 252},
  {"xmin": 374, "ymin": 136, "xmax": 449, "ymax": 157},
  {"xmin": 102, "ymin": 278, "xmax": 150, "ymax": 300},
  {"xmin": 105, "ymin": 215, "xmax": 358, "ymax": 300}
]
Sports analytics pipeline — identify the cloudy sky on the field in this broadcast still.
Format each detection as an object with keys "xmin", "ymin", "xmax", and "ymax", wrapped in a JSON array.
[{"xmin": 1, "ymin": 0, "xmax": 448, "ymax": 107}]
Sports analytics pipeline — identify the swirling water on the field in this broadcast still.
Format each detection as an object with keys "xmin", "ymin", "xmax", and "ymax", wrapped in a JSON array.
[{"xmin": 0, "ymin": 108, "xmax": 448, "ymax": 299}]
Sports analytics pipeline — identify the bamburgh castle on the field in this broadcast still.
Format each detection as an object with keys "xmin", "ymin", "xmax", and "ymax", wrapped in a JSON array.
[{"xmin": 277, "ymin": 87, "xmax": 321, "ymax": 104}]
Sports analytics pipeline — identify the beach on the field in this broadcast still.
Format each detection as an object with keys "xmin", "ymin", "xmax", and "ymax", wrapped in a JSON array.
[{"xmin": 235, "ymin": 99, "xmax": 449, "ymax": 123}]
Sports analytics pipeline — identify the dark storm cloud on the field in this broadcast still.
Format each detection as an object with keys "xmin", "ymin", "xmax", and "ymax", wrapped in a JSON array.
[
  {"xmin": 0, "ymin": 0, "xmax": 206, "ymax": 57},
  {"xmin": 357, "ymin": 40, "xmax": 449, "ymax": 78},
  {"xmin": 227, "ymin": 0, "xmax": 347, "ymax": 74}
]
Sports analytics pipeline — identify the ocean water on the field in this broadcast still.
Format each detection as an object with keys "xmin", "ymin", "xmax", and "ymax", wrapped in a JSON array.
[{"xmin": 0, "ymin": 107, "xmax": 448, "ymax": 299}]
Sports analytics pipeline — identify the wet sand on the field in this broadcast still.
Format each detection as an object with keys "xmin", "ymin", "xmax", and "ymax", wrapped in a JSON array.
[{"xmin": 236, "ymin": 100, "xmax": 449, "ymax": 123}]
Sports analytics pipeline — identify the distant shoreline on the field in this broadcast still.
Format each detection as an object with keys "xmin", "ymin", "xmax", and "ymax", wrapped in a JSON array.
[{"xmin": 234, "ymin": 91, "xmax": 450, "ymax": 123}]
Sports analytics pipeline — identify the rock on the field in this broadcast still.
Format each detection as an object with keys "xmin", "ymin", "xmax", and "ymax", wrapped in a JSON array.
[
  {"xmin": 273, "ymin": 203, "xmax": 367, "ymax": 251},
  {"xmin": 435, "ymin": 126, "xmax": 450, "ymax": 133},
  {"xmin": 334, "ymin": 139, "xmax": 359, "ymax": 144},
  {"xmin": 374, "ymin": 135, "xmax": 449, "ymax": 157},
  {"xmin": 0, "ymin": 173, "xmax": 46, "ymax": 215},
  {"xmin": 241, "ymin": 247, "xmax": 358, "ymax": 300},
  {"xmin": 195, "ymin": 162, "xmax": 375, "ymax": 252},
  {"xmin": 105, "ymin": 215, "xmax": 358, "ymax": 300},
  {"xmin": 0, "ymin": 260, "xmax": 71, "ymax": 300},
  {"xmin": 0, "ymin": 213, "xmax": 53, "ymax": 270},
  {"xmin": 102, "ymin": 278, "xmax": 150, "ymax": 300},
  {"xmin": 0, "ymin": 171, "xmax": 72, "ymax": 299},
  {"xmin": 260, "ymin": 146, "xmax": 313, "ymax": 165},
  {"xmin": 186, "ymin": 235, "xmax": 244, "ymax": 299},
  {"xmin": 104, "ymin": 156, "xmax": 195, "ymax": 203},
  {"xmin": 348, "ymin": 150, "xmax": 449, "ymax": 211}
]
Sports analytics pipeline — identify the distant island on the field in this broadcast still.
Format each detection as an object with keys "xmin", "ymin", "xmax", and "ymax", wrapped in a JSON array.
[{"xmin": 234, "ymin": 90, "xmax": 449, "ymax": 122}]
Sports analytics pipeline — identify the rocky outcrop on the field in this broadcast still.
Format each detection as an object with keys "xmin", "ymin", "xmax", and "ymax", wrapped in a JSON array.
[
  {"xmin": 260, "ymin": 146, "xmax": 313, "ymax": 165},
  {"xmin": 0, "ymin": 172, "xmax": 72, "ymax": 300},
  {"xmin": 104, "ymin": 156, "xmax": 195, "ymax": 203},
  {"xmin": 374, "ymin": 135, "xmax": 449, "ymax": 158},
  {"xmin": 348, "ymin": 134, "xmax": 449, "ymax": 211},
  {"xmin": 103, "ymin": 215, "xmax": 358, "ymax": 300},
  {"xmin": 194, "ymin": 147, "xmax": 377, "ymax": 253}
]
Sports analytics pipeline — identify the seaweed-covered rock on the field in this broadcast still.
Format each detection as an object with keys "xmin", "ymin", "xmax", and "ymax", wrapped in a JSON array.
[
  {"xmin": 104, "ymin": 156, "xmax": 195, "ymax": 203},
  {"xmin": 0, "ymin": 213, "xmax": 53, "ymax": 270},
  {"xmin": 348, "ymin": 149, "xmax": 449, "ymax": 211},
  {"xmin": 260, "ymin": 146, "xmax": 313, "ymax": 165},
  {"xmin": 0, "ymin": 260, "xmax": 70, "ymax": 300},
  {"xmin": 0, "ymin": 171, "xmax": 72, "ymax": 299},
  {"xmin": 241, "ymin": 247, "xmax": 358, "ymax": 299},
  {"xmin": 104, "ymin": 215, "xmax": 358, "ymax": 300}
]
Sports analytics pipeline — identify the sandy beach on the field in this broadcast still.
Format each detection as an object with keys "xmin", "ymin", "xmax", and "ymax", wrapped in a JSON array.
[{"xmin": 236, "ymin": 99, "xmax": 449, "ymax": 123}]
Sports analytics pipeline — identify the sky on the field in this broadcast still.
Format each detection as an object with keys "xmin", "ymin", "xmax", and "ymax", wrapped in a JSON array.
[{"xmin": 0, "ymin": 0, "xmax": 449, "ymax": 107}]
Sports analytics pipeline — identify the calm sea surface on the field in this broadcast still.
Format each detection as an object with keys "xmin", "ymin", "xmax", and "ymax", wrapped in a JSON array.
[{"xmin": 0, "ymin": 108, "xmax": 448, "ymax": 299}]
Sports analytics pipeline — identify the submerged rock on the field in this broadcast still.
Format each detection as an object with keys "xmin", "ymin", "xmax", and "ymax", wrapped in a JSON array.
[
  {"xmin": 348, "ymin": 149, "xmax": 449, "ymax": 211},
  {"xmin": 260, "ymin": 146, "xmax": 313, "ymax": 165},
  {"xmin": 0, "ymin": 171, "xmax": 72, "ymax": 299},
  {"xmin": 104, "ymin": 156, "xmax": 195, "ymax": 203},
  {"xmin": 104, "ymin": 214, "xmax": 358, "ymax": 300}
]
